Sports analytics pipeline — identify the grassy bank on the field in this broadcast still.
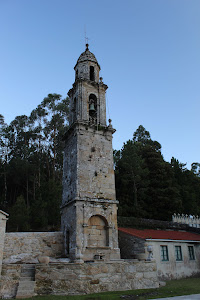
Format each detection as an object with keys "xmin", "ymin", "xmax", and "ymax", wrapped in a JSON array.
[{"xmin": 31, "ymin": 277, "xmax": 200, "ymax": 300}]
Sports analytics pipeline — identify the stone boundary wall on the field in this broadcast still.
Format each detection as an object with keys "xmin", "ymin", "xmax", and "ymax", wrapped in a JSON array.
[
  {"xmin": 0, "ymin": 261, "xmax": 159, "ymax": 298},
  {"xmin": 0, "ymin": 264, "xmax": 21, "ymax": 298},
  {"xmin": 118, "ymin": 231, "xmax": 145, "ymax": 259},
  {"xmin": 3, "ymin": 232, "xmax": 64, "ymax": 263},
  {"xmin": 35, "ymin": 261, "xmax": 159, "ymax": 295}
]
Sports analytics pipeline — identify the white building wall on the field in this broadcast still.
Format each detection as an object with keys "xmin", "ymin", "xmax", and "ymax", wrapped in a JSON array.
[{"xmin": 146, "ymin": 240, "xmax": 200, "ymax": 280}]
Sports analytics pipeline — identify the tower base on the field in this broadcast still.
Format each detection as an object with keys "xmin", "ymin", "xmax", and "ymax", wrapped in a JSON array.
[{"xmin": 61, "ymin": 198, "xmax": 121, "ymax": 262}]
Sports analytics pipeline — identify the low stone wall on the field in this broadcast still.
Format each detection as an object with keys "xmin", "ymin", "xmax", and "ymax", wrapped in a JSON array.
[
  {"xmin": 35, "ymin": 260, "xmax": 159, "ymax": 295},
  {"xmin": 0, "ymin": 260, "xmax": 159, "ymax": 298},
  {"xmin": 0, "ymin": 264, "xmax": 21, "ymax": 298},
  {"xmin": 119, "ymin": 231, "xmax": 145, "ymax": 259},
  {"xmin": 3, "ymin": 232, "xmax": 64, "ymax": 263}
]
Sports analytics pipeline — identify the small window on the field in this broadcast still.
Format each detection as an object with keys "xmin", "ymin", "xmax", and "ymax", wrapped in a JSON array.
[
  {"xmin": 175, "ymin": 246, "xmax": 182, "ymax": 261},
  {"xmin": 90, "ymin": 66, "xmax": 95, "ymax": 81},
  {"xmin": 160, "ymin": 245, "xmax": 169, "ymax": 261},
  {"xmin": 188, "ymin": 246, "xmax": 195, "ymax": 260}
]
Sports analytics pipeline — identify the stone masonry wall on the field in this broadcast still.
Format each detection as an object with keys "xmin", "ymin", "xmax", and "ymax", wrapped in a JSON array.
[
  {"xmin": 62, "ymin": 124, "xmax": 116, "ymax": 206},
  {"xmin": 62, "ymin": 128, "xmax": 78, "ymax": 204},
  {"xmin": 0, "ymin": 264, "xmax": 21, "ymax": 298},
  {"xmin": 77, "ymin": 125, "xmax": 116, "ymax": 201},
  {"xmin": 118, "ymin": 231, "xmax": 145, "ymax": 259},
  {"xmin": 0, "ymin": 260, "xmax": 159, "ymax": 298},
  {"xmin": 35, "ymin": 261, "xmax": 159, "ymax": 295},
  {"xmin": 3, "ymin": 232, "xmax": 64, "ymax": 263}
]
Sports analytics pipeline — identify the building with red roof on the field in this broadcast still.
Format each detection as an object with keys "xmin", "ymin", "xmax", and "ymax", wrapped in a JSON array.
[{"xmin": 118, "ymin": 227, "xmax": 200, "ymax": 280}]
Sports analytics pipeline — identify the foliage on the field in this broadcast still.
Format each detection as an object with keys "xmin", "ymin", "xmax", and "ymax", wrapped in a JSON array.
[
  {"xmin": 0, "ymin": 94, "xmax": 69, "ymax": 231},
  {"xmin": 1, "ymin": 98, "xmax": 200, "ymax": 229},
  {"xmin": 115, "ymin": 125, "xmax": 200, "ymax": 221}
]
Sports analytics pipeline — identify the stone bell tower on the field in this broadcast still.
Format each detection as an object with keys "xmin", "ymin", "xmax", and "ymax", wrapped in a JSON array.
[{"xmin": 61, "ymin": 44, "xmax": 120, "ymax": 262}]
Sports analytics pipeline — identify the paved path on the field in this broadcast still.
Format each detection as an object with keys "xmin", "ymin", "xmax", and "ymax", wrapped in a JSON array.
[{"xmin": 150, "ymin": 294, "xmax": 200, "ymax": 300}]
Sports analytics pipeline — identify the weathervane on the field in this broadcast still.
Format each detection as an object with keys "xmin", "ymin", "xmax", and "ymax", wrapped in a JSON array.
[{"xmin": 84, "ymin": 25, "xmax": 89, "ymax": 49}]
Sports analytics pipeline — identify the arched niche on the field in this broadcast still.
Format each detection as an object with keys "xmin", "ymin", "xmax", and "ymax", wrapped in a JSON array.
[
  {"xmin": 89, "ymin": 94, "xmax": 97, "ymax": 125},
  {"xmin": 87, "ymin": 215, "xmax": 109, "ymax": 247}
]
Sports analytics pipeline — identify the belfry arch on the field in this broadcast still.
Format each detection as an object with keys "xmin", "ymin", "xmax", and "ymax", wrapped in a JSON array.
[{"xmin": 89, "ymin": 93, "xmax": 97, "ymax": 125}]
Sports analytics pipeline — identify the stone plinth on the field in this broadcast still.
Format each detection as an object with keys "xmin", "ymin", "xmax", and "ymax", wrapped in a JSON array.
[{"xmin": 34, "ymin": 260, "xmax": 159, "ymax": 295}]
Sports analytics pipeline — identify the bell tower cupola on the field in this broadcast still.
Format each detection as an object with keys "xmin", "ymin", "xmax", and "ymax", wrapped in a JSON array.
[
  {"xmin": 68, "ymin": 44, "xmax": 107, "ymax": 127},
  {"xmin": 74, "ymin": 43, "xmax": 100, "ymax": 82}
]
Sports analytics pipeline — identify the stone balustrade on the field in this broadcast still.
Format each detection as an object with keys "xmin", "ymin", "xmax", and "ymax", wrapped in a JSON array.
[{"xmin": 172, "ymin": 213, "xmax": 200, "ymax": 228}]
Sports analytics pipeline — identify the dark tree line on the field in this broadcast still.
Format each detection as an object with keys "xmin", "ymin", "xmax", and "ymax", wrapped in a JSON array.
[
  {"xmin": 115, "ymin": 125, "xmax": 200, "ymax": 221},
  {"xmin": 0, "ymin": 94, "xmax": 69, "ymax": 231},
  {"xmin": 1, "ymin": 98, "xmax": 200, "ymax": 230}
]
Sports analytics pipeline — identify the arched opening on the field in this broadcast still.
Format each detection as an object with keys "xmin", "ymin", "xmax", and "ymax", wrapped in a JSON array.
[
  {"xmin": 87, "ymin": 215, "xmax": 108, "ymax": 247},
  {"xmin": 90, "ymin": 66, "xmax": 95, "ymax": 81},
  {"xmin": 89, "ymin": 94, "xmax": 97, "ymax": 125}
]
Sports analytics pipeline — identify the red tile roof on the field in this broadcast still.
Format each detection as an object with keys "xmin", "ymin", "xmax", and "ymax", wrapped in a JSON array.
[{"xmin": 118, "ymin": 227, "xmax": 200, "ymax": 241}]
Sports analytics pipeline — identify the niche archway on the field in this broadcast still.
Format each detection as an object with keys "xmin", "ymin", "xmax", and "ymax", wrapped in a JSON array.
[
  {"xmin": 87, "ymin": 215, "xmax": 108, "ymax": 247},
  {"xmin": 89, "ymin": 94, "xmax": 97, "ymax": 125}
]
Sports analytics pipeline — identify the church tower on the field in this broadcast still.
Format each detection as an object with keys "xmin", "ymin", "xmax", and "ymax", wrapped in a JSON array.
[{"xmin": 61, "ymin": 44, "xmax": 120, "ymax": 262}]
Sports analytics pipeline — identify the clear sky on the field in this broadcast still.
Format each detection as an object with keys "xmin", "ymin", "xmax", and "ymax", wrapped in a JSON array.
[{"xmin": 0, "ymin": 0, "xmax": 199, "ymax": 169}]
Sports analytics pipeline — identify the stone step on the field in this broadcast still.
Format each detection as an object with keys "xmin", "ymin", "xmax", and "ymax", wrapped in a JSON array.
[
  {"xmin": 16, "ymin": 281, "xmax": 36, "ymax": 299},
  {"xmin": 15, "ymin": 265, "xmax": 36, "ymax": 298},
  {"xmin": 21, "ymin": 270, "xmax": 35, "ymax": 277},
  {"xmin": 22, "ymin": 264, "xmax": 35, "ymax": 269},
  {"xmin": 20, "ymin": 264, "xmax": 35, "ymax": 279},
  {"xmin": 21, "ymin": 267, "xmax": 35, "ymax": 271},
  {"xmin": 16, "ymin": 294, "xmax": 36, "ymax": 299},
  {"xmin": 21, "ymin": 264, "xmax": 35, "ymax": 270},
  {"xmin": 20, "ymin": 276, "xmax": 35, "ymax": 281},
  {"xmin": 21, "ymin": 266, "xmax": 35, "ymax": 271},
  {"xmin": 17, "ymin": 281, "xmax": 35, "ymax": 289}
]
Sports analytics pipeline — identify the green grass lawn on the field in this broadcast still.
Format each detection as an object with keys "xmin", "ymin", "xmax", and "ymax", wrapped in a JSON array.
[{"xmin": 30, "ymin": 277, "xmax": 200, "ymax": 300}]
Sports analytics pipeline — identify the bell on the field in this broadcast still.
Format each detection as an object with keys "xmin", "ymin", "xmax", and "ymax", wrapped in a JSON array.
[{"xmin": 89, "ymin": 103, "xmax": 95, "ymax": 111}]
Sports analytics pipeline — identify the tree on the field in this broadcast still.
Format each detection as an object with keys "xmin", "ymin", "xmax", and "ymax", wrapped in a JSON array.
[
  {"xmin": 115, "ymin": 125, "xmax": 182, "ymax": 221},
  {"xmin": 0, "ymin": 93, "xmax": 69, "ymax": 231},
  {"xmin": 8, "ymin": 195, "xmax": 30, "ymax": 231},
  {"xmin": 191, "ymin": 163, "xmax": 200, "ymax": 177},
  {"xmin": 0, "ymin": 114, "xmax": 8, "ymax": 207},
  {"xmin": 115, "ymin": 140, "xmax": 149, "ymax": 217}
]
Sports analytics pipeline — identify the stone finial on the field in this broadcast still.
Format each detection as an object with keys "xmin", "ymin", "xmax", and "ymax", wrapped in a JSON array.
[
  {"xmin": 86, "ymin": 43, "xmax": 89, "ymax": 51},
  {"xmin": 100, "ymin": 77, "xmax": 103, "ymax": 83},
  {"xmin": 108, "ymin": 119, "xmax": 112, "ymax": 128}
]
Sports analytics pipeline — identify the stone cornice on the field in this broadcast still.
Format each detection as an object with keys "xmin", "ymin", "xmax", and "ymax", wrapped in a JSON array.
[{"xmin": 63, "ymin": 121, "xmax": 116, "ymax": 141}]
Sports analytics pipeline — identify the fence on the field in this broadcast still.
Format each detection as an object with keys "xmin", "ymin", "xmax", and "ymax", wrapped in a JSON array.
[{"xmin": 172, "ymin": 213, "xmax": 200, "ymax": 228}]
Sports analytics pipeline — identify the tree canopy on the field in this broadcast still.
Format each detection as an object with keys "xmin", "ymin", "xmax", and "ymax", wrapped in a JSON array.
[
  {"xmin": 0, "ymin": 94, "xmax": 69, "ymax": 231},
  {"xmin": 115, "ymin": 125, "xmax": 200, "ymax": 221},
  {"xmin": 1, "ymin": 100, "xmax": 200, "ymax": 230}
]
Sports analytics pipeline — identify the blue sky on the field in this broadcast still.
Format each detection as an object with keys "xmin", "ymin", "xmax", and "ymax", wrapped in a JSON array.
[{"xmin": 0, "ymin": 0, "xmax": 200, "ymax": 168}]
